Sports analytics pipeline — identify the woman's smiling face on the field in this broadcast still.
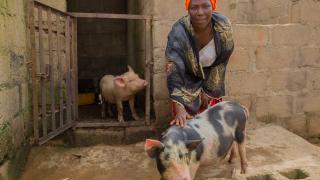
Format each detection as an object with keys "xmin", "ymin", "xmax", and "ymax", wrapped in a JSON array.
[{"xmin": 189, "ymin": 0, "xmax": 213, "ymax": 30}]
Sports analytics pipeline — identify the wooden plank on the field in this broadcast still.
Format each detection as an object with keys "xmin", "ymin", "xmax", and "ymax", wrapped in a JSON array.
[
  {"xmin": 76, "ymin": 121, "xmax": 146, "ymax": 128},
  {"xmin": 69, "ymin": 13, "xmax": 152, "ymax": 20},
  {"xmin": 38, "ymin": 5, "xmax": 48, "ymax": 137},
  {"xmin": 145, "ymin": 19, "xmax": 151, "ymax": 126},
  {"xmin": 73, "ymin": 18, "xmax": 79, "ymax": 121},
  {"xmin": 30, "ymin": 0, "xmax": 40, "ymax": 143},
  {"xmin": 48, "ymin": 8, "xmax": 56, "ymax": 131},
  {"xmin": 65, "ymin": 16, "xmax": 72, "ymax": 124},
  {"xmin": 57, "ymin": 14, "xmax": 64, "ymax": 128},
  {"xmin": 38, "ymin": 122, "xmax": 74, "ymax": 145}
]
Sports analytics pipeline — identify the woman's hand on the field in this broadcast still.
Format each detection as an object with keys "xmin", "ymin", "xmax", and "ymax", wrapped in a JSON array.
[
  {"xmin": 170, "ymin": 103, "xmax": 193, "ymax": 127},
  {"xmin": 201, "ymin": 92, "xmax": 212, "ymax": 109}
]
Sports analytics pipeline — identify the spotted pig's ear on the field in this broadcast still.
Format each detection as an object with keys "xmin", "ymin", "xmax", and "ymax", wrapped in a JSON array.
[{"xmin": 145, "ymin": 139, "xmax": 164, "ymax": 158}]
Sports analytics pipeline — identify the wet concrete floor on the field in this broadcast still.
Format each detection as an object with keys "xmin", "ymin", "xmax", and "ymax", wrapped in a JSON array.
[{"xmin": 21, "ymin": 125, "xmax": 320, "ymax": 180}]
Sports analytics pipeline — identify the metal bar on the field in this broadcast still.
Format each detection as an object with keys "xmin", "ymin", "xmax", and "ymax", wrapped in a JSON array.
[
  {"xmin": 38, "ymin": 5, "xmax": 47, "ymax": 137},
  {"xmin": 48, "ymin": 8, "xmax": 56, "ymax": 131},
  {"xmin": 76, "ymin": 121, "xmax": 145, "ymax": 128},
  {"xmin": 69, "ymin": 13, "xmax": 152, "ymax": 20},
  {"xmin": 70, "ymin": 19, "xmax": 75, "ymax": 121},
  {"xmin": 65, "ymin": 16, "xmax": 72, "ymax": 124},
  {"xmin": 57, "ymin": 14, "xmax": 64, "ymax": 128},
  {"xmin": 38, "ymin": 122, "xmax": 74, "ymax": 145},
  {"xmin": 73, "ymin": 18, "xmax": 79, "ymax": 121},
  {"xmin": 145, "ymin": 19, "xmax": 151, "ymax": 126},
  {"xmin": 34, "ymin": 0, "xmax": 72, "ymax": 18},
  {"xmin": 45, "ymin": 106, "xmax": 67, "ymax": 115},
  {"xmin": 30, "ymin": 0, "xmax": 40, "ymax": 143}
]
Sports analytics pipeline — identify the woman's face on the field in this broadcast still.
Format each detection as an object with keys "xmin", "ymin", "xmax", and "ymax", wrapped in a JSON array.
[{"xmin": 189, "ymin": 0, "xmax": 213, "ymax": 30}]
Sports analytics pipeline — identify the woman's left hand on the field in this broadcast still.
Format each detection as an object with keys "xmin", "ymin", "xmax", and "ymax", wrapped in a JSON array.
[{"xmin": 201, "ymin": 92, "xmax": 212, "ymax": 109}]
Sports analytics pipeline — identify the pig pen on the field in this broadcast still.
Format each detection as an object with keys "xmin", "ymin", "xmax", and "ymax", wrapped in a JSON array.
[
  {"xmin": 68, "ymin": 0, "xmax": 152, "ymax": 124},
  {"xmin": 21, "ymin": 125, "xmax": 320, "ymax": 180}
]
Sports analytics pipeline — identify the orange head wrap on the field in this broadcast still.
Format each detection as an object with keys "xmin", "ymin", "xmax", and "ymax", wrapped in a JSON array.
[{"xmin": 185, "ymin": 0, "xmax": 217, "ymax": 11}]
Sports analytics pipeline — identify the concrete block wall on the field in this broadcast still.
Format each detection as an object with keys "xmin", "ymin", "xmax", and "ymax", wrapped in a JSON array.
[
  {"xmin": 0, "ymin": 0, "xmax": 31, "ymax": 172},
  {"xmin": 132, "ymin": 0, "xmax": 154, "ymax": 76},
  {"xmin": 217, "ymin": 0, "xmax": 254, "ymax": 24},
  {"xmin": 251, "ymin": 0, "xmax": 320, "ymax": 25},
  {"xmin": 226, "ymin": 23, "xmax": 320, "ymax": 137},
  {"xmin": 151, "ymin": 0, "xmax": 320, "ymax": 137},
  {"xmin": 219, "ymin": 0, "xmax": 320, "ymax": 25}
]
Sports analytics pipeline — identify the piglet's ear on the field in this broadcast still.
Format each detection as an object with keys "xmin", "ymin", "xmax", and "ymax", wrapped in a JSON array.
[
  {"xmin": 114, "ymin": 76, "xmax": 126, "ymax": 88},
  {"xmin": 145, "ymin": 139, "xmax": 164, "ymax": 158},
  {"xmin": 185, "ymin": 138, "xmax": 204, "ymax": 152}
]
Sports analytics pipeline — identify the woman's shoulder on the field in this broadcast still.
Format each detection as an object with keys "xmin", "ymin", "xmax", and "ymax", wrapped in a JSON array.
[
  {"xmin": 212, "ymin": 12, "xmax": 232, "ymax": 32},
  {"xmin": 170, "ymin": 16, "xmax": 189, "ymax": 34},
  {"xmin": 167, "ymin": 16, "xmax": 189, "ymax": 40}
]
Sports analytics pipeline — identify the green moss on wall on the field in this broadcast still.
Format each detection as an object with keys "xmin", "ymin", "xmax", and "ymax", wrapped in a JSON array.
[
  {"xmin": 0, "ymin": 0, "xmax": 8, "ymax": 16},
  {"xmin": 7, "ymin": 143, "xmax": 31, "ymax": 180},
  {"xmin": 0, "ymin": 121, "xmax": 13, "ymax": 163}
]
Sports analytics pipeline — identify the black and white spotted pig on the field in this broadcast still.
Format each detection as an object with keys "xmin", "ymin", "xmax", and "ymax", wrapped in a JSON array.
[{"xmin": 145, "ymin": 101, "xmax": 249, "ymax": 180}]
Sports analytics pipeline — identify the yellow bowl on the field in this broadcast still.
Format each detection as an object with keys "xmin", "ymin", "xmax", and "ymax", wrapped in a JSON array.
[{"xmin": 78, "ymin": 93, "xmax": 95, "ymax": 106}]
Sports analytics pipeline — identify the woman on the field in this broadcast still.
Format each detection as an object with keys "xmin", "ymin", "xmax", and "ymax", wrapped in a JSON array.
[{"xmin": 166, "ymin": 0, "xmax": 234, "ymax": 126}]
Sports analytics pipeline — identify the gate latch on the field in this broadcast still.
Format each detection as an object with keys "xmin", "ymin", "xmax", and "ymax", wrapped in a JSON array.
[{"xmin": 36, "ymin": 64, "xmax": 50, "ymax": 78}]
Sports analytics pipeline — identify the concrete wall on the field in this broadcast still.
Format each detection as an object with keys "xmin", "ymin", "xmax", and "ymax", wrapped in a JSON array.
[
  {"xmin": 0, "ymin": 0, "xmax": 32, "ymax": 178},
  {"xmin": 0, "ymin": 0, "xmax": 31, "ymax": 162},
  {"xmin": 151, "ymin": 0, "xmax": 320, "ymax": 138},
  {"xmin": 0, "ymin": 0, "xmax": 71, "ymax": 178},
  {"xmin": 216, "ymin": 0, "xmax": 320, "ymax": 25},
  {"xmin": 132, "ymin": 0, "xmax": 154, "ymax": 76},
  {"xmin": 227, "ymin": 22, "xmax": 320, "ymax": 137}
]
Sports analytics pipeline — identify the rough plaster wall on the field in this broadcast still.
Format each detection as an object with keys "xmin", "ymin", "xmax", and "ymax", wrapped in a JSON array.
[
  {"xmin": 0, "ymin": 0, "xmax": 31, "ymax": 163},
  {"xmin": 151, "ymin": 0, "xmax": 320, "ymax": 137}
]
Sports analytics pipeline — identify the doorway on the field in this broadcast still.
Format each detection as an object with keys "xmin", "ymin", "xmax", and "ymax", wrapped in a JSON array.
[{"xmin": 67, "ymin": 0, "xmax": 153, "ymax": 127}]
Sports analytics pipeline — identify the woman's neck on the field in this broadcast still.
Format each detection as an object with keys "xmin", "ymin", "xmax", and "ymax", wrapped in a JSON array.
[
  {"xmin": 193, "ymin": 21, "xmax": 213, "ymax": 34},
  {"xmin": 193, "ymin": 21, "xmax": 213, "ymax": 50}
]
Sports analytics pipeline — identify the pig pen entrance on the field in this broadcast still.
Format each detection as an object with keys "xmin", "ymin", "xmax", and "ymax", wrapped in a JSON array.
[{"xmin": 67, "ymin": 0, "xmax": 153, "ymax": 127}]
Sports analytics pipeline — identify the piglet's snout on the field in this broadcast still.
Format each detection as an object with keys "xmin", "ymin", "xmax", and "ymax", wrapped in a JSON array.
[
  {"xmin": 142, "ymin": 80, "xmax": 148, "ymax": 86},
  {"xmin": 176, "ymin": 175, "xmax": 191, "ymax": 180},
  {"xmin": 181, "ymin": 176, "xmax": 190, "ymax": 180},
  {"xmin": 137, "ymin": 79, "xmax": 148, "ymax": 87}
]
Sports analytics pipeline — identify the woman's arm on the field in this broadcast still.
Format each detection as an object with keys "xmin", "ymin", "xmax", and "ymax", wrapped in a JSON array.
[
  {"xmin": 166, "ymin": 53, "xmax": 194, "ymax": 127},
  {"xmin": 165, "ymin": 24, "xmax": 197, "ymax": 126}
]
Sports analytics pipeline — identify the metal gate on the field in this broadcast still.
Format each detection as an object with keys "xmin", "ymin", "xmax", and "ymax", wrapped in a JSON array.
[{"xmin": 30, "ymin": 1, "xmax": 78, "ymax": 145}]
